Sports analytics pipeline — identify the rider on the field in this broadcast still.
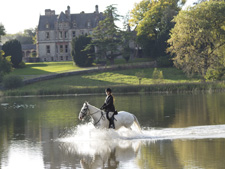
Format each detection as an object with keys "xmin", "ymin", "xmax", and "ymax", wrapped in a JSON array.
[{"xmin": 100, "ymin": 88, "xmax": 117, "ymax": 129}]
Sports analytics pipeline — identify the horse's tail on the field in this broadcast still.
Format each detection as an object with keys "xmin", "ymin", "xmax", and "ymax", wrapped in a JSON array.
[{"xmin": 132, "ymin": 115, "xmax": 142, "ymax": 132}]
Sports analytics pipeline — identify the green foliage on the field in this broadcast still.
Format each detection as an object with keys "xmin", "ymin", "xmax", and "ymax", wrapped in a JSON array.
[
  {"xmin": 0, "ymin": 24, "xmax": 6, "ymax": 42},
  {"xmin": 31, "ymin": 51, "xmax": 37, "ymax": 58},
  {"xmin": 130, "ymin": 0, "xmax": 184, "ymax": 57},
  {"xmin": 2, "ymin": 39, "xmax": 23, "ymax": 68},
  {"xmin": 2, "ymin": 28, "xmax": 36, "ymax": 44},
  {"xmin": 135, "ymin": 71, "xmax": 145, "ymax": 85},
  {"xmin": 3, "ymin": 74, "xmax": 23, "ymax": 89},
  {"xmin": 0, "ymin": 50, "xmax": 12, "ymax": 79},
  {"xmin": 167, "ymin": 1, "xmax": 225, "ymax": 80},
  {"xmin": 71, "ymin": 35, "xmax": 94, "ymax": 67},
  {"xmin": 18, "ymin": 61, "xmax": 26, "ymax": 68},
  {"xmin": 122, "ymin": 45, "xmax": 132, "ymax": 63},
  {"xmin": 90, "ymin": 5, "xmax": 121, "ymax": 64},
  {"xmin": 156, "ymin": 55, "xmax": 173, "ymax": 67},
  {"xmin": 205, "ymin": 67, "xmax": 225, "ymax": 81},
  {"xmin": 152, "ymin": 68, "xmax": 164, "ymax": 84}
]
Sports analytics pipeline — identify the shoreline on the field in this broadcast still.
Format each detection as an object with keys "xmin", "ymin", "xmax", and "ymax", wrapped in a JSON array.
[{"xmin": 2, "ymin": 81, "xmax": 225, "ymax": 97}]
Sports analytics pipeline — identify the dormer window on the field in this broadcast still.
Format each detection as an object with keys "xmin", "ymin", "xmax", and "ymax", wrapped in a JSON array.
[
  {"xmin": 73, "ymin": 22, "xmax": 77, "ymax": 28},
  {"xmin": 46, "ymin": 24, "xmax": 49, "ymax": 29}
]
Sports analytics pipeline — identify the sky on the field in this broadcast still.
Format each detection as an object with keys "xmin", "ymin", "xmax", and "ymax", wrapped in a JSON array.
[{"xmin": 0, "ymin": 0, "xmax": 196, "ymax": 34}]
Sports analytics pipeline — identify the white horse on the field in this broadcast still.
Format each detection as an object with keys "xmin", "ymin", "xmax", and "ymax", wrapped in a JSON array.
[{"xmin": 79, "ymin": 102, "xmax": 141, "ymax": 131}]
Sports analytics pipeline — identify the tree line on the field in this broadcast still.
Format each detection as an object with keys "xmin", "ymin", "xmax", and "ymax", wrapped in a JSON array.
[
  {"xmin": 73, "ymin": 0, "xmax": 225, "ymax": 81},
  {"xmin": 1, "ymin": 0, "xmax": 225, "ymax": 82}
]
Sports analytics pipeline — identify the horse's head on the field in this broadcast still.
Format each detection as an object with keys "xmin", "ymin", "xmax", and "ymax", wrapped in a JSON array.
[{"xmin": 79, "ymin": 102, "xmax": 89, "ymax": 120}]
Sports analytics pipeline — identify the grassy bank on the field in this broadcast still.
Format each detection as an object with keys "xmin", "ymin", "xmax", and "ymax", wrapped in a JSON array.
[
  {"xmin": 9, "ymin": 61, "xmax": 86, "ymax": 80},
  {"xmin": 3, "ymin": 67, "xmax": 225, "ymax": 96}
]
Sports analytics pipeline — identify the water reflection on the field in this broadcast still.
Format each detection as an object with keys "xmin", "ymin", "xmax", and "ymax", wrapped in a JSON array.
[
  {"xmin": 0, "ymin": 93, "xmax": 225, "ymax": 169},
  {"xmin": 57, "ymin": 124, "xmax": 141, "ymax": 169}
]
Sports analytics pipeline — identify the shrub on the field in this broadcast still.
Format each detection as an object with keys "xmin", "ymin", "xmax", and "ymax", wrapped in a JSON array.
[
  {"xmin": 0, "ymin": 51, "xmax": 12, "ymax": 74},
  {"xmin": 156, "ymin": 55, "xmax": 173, "ymax": 67},
  {"xmin": 3, "ymin": 75, "xmax": 24, "ymax": 89},
  {"xmin": 152, "ymin": 68, "xmax": 164, "ymax": 83},
  {"xmin": 135, "ymin": 71, "xmax": 145, "ymax": 85},
  {"xmin": 18, "ymin": 61, "xmax": 26, "ymax": 68}
]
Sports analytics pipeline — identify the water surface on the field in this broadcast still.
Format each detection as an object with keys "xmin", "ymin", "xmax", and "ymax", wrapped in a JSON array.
[{"xmin": 0, "ymin": 93, "xmax": 225, "ymax": 169}]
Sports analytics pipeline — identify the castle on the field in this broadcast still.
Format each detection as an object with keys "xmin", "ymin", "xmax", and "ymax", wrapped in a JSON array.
[{"xmin": 37, "ymin": 5, "xmax": 104, "ymax": 62}]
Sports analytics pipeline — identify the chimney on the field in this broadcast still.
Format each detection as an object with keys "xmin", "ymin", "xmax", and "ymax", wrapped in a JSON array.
[
  {"xmin": 45, "ymin": 9, "xmax": 51, "ymax": 16},
  {"xmin": 67, "ymin": 6, "xmax": 70, "ymax": 16},
  {"xmin": 95, "ymin": 5, "xmax": 99, "ymax": 14}
]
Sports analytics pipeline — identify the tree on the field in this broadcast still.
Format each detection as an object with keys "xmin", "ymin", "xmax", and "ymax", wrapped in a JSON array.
[
  {"xmin": 90, "ymin": 5, "xmax": 121, "ymax": 64},
  {"xmin": 0, "ymin": 50, "xmax": 12, "ymax": 82},
  {"xmin": 2, "ymin": 28, "xmax": 36, "ymax": 44},
  {"xmin": 0, "ymin": 24, "xmax": 6, "ymax": 42},
  {"xmin": 71, "ymin": 35, "xmax": 94, "ymax": 67},
  {"xmin": 121, "ymin": 14, "xmax": 134, "ymax": 63},
  {"xmin": 129, "ymin": 0, "xmax": 185, "ymax": 58},
  {"xmin": 2, "ymin": 39, "xmax": 23, "ymax": 68},
  {"xmin": 167, "ymin": 1, "xmax": 225, "ymax": 80}
]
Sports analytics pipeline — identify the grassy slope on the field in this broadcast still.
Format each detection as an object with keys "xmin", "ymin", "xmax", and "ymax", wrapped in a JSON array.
[
  {"xmin": 4, "ymin": 67, "xmax": 204, "ymax": 96},
  {"xmin": 9, "ymin": 61, "xmax": 85, "ymax": 79}
]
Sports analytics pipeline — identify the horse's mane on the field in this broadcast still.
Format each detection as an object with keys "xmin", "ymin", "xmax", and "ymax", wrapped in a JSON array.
[{"xmin": 86, "ymin": 102, "xmax": 100, "ymax": 110}]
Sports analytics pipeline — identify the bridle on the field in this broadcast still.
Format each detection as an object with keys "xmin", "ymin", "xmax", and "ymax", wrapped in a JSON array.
[{"xmin": 80, "ymin": 103, "xmax": 105, "ymax": 126}]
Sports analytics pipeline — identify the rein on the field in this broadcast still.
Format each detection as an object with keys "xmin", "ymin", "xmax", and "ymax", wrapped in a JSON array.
[{"xmin": 85, "ymin": 106, "xmax": 105, "ymax": 126}]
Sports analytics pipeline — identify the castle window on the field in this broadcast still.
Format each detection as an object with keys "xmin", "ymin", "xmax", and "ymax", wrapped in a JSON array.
[
  {"xmin": 59, "ymin": 31, "xmax": 63, "ymax": 39},
  {"xmin": 46, "ymin": 32, "xmax": 50, "ymax": 39},
  {"xmin": 65, "ymin": 45, "xmax": 68, "ymax": 53},
  {"xmin": 72, "ymin": 31, "xmax": 76, "ymax": 38},
  {"xmin": 46, "ymin": 24, "xmax": 49, "ymax": 29},
  {"xmin": 87, "ymin": 22, "xmax": 91, "ymax": 28},
  {"xmin": 73, "ymin": 23, "xmax": 77, "ymax": 28},
  {"xmin": 61, "ymin": 56, "xmax": 63, "ymax": 61},
  {"xmin": 65, "ymin": 31, "xmax": 68, "ymax": 39},
  {"xmin": 60, "ymin": 45, "xmax": 63, "ymax": 53},
  {"xmin": 46, "ymin": 45, "xmax": 50, "ymax": 54}
]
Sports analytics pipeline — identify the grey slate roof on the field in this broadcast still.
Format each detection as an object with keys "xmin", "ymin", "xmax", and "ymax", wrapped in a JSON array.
[
  {"xmin": 22, "ymin": 44, "xmax": 36, "ymax": 50},
  {"xmin": 38, "ymin": 15, "xmax": 58, "ymax": 31},
  {"xmin": 38, "ymin": 11, "xmax": 104, "ymax": 31}
]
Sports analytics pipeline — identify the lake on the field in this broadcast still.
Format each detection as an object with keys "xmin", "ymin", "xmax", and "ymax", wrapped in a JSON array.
[{"xmin": 0, "ymin": 93, "xmax": 225, "ymax": 169}]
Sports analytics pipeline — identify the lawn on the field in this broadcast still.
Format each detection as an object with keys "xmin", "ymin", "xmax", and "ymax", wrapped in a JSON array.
[
  {"xmin": 9, "ymin": 61, "xmax": 86, "ymax": 79},
  {"xmin": 9, "ymin": 58, "xmax": 153, "ymax": 80},
  {"xmin": 4, "ymin": 67, "xmax": 202, "ymax": 96}
]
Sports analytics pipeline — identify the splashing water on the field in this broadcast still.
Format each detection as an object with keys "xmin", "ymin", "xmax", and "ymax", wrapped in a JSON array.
[
  {"xmin": 59, "ymin": 123, "xmax": 225, "ymax": 142},
  {"xmin": 57, "ymin": 123, "xmax": 225, "ymax": 156}
]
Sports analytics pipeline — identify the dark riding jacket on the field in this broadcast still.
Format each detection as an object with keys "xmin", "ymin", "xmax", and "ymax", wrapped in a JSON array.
[{"xmin": 101, "ymin": 95, "xmax": 115, "ymax": 112}]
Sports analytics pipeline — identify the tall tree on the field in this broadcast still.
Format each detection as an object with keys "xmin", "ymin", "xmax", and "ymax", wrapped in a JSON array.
[
  {"xmin": 167, "ymin": 0, "xmax": 225, "ymax": 80},
  {"xmin": 2, "ymin": 39, "xmax": 23, "ymax": 68},
  {"xmin": 129, "ymin": 0, "xmax": 185, "ymax": 58},
  {"xmin": 71, "ymin": 35, "xmax": 94, "ymax": 67},
  {"xmin": 0, "ymin": 24, "xmax": 6, "ymax": 42},
  {"xmin": 90, "ymin": 5, "xmax": 121, "ymax": 64}
]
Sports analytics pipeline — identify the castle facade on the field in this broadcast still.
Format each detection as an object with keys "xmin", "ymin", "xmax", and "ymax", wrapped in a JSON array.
[{"xmin": 37, "ymin": 5, "xmax": 104, "ymax": 62}]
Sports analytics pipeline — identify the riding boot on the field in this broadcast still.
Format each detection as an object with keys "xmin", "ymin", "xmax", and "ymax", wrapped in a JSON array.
[{"xmin": 109, "ymin": 116, "xmax": 115, "ymax": 129}]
